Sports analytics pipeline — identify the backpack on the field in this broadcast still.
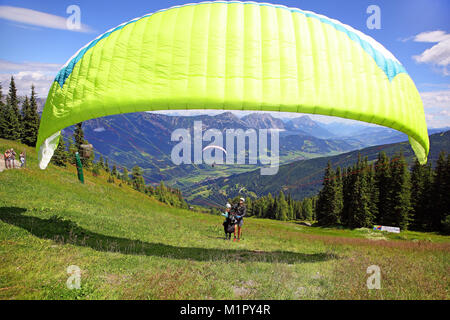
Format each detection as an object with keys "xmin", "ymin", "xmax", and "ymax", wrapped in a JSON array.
[
  {"xmin": 224, "ymin": 215, "xmax": 237, "ymax": 233},
  {"xmin": 225, "ymin": 221, "xmax": 236, "ymax": 233}
]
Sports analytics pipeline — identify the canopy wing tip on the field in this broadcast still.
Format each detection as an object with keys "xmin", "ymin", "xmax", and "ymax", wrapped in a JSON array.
[{"xmin": 38, "ymin": 132, "xmax": 60, "ymax": 170}]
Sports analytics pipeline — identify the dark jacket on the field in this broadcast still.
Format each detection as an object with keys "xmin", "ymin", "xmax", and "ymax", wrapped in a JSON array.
[{"xmin": 233, "ymin": 204, "xmax": 246, "ymax": 221}]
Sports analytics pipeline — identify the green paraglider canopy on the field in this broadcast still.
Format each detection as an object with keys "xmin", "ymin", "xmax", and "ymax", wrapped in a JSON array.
[{"xmin": 37, "ymin": 1, "xmax": 429, "ymax": 169}]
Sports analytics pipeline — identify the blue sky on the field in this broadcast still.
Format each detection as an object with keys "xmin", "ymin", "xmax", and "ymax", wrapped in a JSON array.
[{"xmin": 0, "ymin": 0, "xmax": 448, "ymax": 127}]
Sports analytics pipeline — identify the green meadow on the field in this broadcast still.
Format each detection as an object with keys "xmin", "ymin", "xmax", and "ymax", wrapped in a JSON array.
[{"xmin": 0, "ymin": 139, "xmax": 448, "ymax": 300}]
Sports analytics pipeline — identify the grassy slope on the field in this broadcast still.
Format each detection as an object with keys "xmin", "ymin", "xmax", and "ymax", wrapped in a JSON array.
[{"xmin": 0, "ymin": 138, "xmax": 449, "ymax": 300}]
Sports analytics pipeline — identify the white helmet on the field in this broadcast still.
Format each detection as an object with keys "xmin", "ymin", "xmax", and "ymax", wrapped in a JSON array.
[
  {"xmin": 240, "ymin": 198, "xmax": 245, "ymax": 202},
  {"xmin": 226, "ymin": 203, "xmax": 232, "ymax": 209}
]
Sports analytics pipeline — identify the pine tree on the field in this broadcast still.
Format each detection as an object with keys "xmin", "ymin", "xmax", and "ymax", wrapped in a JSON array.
[
  {"xmin": 341, "ymin": 166, "xmax": 351, "ymax": 225},
  {"xmin": 388, "ymin": 153, "xmax": 411, "ymax": 229},
  {"xmin": 67, "ymin": 136, "xmax": 77, "ymax": 165},
  {"xmin": 431, "ymin": 152, "xmax": 448, "ymax": 231},
  {"xmin": 21, "ymin": 96, "xmax": 29, "ymax": 120},
  {"xmin": 352, "ymin": 157, "xmax": 374, "ymax": 228},
  {"xmin": 422, "ymin": 163, "xmax": 434, "ymax": 230},
  {"xmin": 343, "ymin": 165, "xmax": 356, "ymax": 227},
  {"xmin": 442, "ymin": 154, "xmax": 450, "ymax": 234},
  {"xmin": 107, "ymin": 174, "xmax": 115, "ymax": 184},
  {"xmin": 21, "ymin": 85, "xmax": 40, "ymax": 147},
  {"xmin": 334, "ymin": 166, "xmax": 344, "ymax": 220},
  {"xmin": 131, "ymin": 165, "xmax": 145, "ymax": 192},
  {"xmin": 20, "ymin": 96, "xmax": 30, "ymax": 143},
  {"xmin": 295, "ymin": 200, "xmax": 303, "ymax": 220},
  {"xmin": 286, "ymin": 193, "xmax": 294, "ymax": 220},
  {"xmin": 312, "ymin": 196, "xmax": 318, "ymax": 220},
  {"xmin": 51, "ymin": 135, "xmax": 69, "ymax": 167},
  {"xmin": 316, "ymin": 161, "xmax": 341, "ymax": 225},
  {"xmin": 157, "ymin": 181, "xmax": 167, "ymax": 203},
  {"xmin": 275, "ymin": 191, "xmax": 288, "ymax": 221},
  {"xmin": 92, "ymin": 161, "xmax": 101, "ymax": 177},
  {"xmin": 374, "ymin": 152, "xmax": 391, "ymax": 225},
  {"xmin": 146, "ymin": 185, "xmax": 154, "ymax": 195},
  {"xmin": 122, "ymin": 167, "xmax": 130, "ymax": 184},
  {"xmin": 302, "ymin": 198, "xmax": 313, "ymax": 221},
  {"xmin": 73, "ymin": 122, "xmax": 85, "ymax": 151},
  {"xmin": 99, "ymin": 155, "xmax": 105, "ymax": 170},
  {"xmin": 246, "ymin": 197, "xmax": 253, "ymax": 217},
  {"xmin": 266, "ymin": 193, "xmax": 275, "ymax": 219},
  {"xmin": 111, "ymin": 164, "xmax": 118, "ymax": 177},
  {"xmin": 104, "ymin": 158, "xmax": 110, "ymax": 173},
  {"xmin": 9, "ymin": 77, "xmax": 22, "ymax": 139},
  {"xmin": 367, "ymin": 163, "xmax": 379, "ymax": 224},
  {"xmin": 2, "ymin": 77, "xmax": 22, "ymax": 140},
  {"xmin": 0, "ymin": 84, "xmax": 5, "ymax": 138},
  {"xmin": 258, "ymin": 205, "xmax": 263, "ymax": 218},
  {"xmin": 410, "ymin": 159, "xmax": 433, "ymax": 230}
]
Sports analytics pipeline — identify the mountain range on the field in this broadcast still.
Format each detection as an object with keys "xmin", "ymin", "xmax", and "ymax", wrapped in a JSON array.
[
  {"xmin": 285, "ymin": 116, "xmax": 335, "ymax": 138},
  {"xmin": 58, "ymin": 110, "xmax": 448, "ymax": 201},
  {"xmin": 62, "ymin": 112, "xmax": 374, "ymax": 186},
  {"xmin": 184, "ymin": 131, "xmax": 450, "ymax": 207}
]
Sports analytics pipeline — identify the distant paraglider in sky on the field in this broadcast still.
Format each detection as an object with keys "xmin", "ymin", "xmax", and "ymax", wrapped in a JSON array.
[
  {"xmin": 202, "ymin": 145, "xmax": 227, "ymax": 155},
  {"xmin": 202, "ymin": 145, "xmax": 227, "ymax": 167},
  {"xmin": 37, "ymin": 1, "xmax": 429, "ymax": 169}
]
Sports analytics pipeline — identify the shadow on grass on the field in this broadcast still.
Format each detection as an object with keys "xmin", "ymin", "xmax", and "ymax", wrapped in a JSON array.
[{"xmin": 0, "ymin": 207, "xmax": 336, "ymax": 264}]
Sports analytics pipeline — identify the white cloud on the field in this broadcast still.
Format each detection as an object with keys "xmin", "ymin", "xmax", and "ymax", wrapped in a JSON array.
[
  {"xmin": 420, "ymin": 89, "xmax": 450, "ymax": 128},
  {"xmin": 414, "ymin": 30, "xmax": 450, "ymax": 43},
  {"xmin": 0, "ymin": 5, "xmax": 94, "ymax": 33},
  {"xmin": 420, "ymin": 83, "xmax": 450, "ymax": 90},
  {"xmin": 0, "ymin": 71, "xmax": 54, "ymax": 98},
  {"xmin": 0, "ymin": 59, "xmax": 61, "ymax": 97},
  {"xmin": 420, "ymin": 90, "xmax": 450, "ymax": 109},
  {"xmin": 439, "ymin": 109, "xmax": 450, "ymax": 117},
  {"xmin": 409, "ymin": 30, "xmax": 450, "ymax": 76},
  {"xmin": 0, "ymin": 60, "xmax": 61, "ymax": 73}
]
